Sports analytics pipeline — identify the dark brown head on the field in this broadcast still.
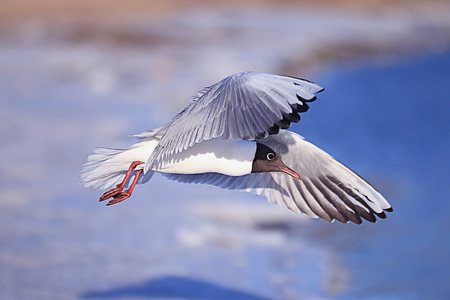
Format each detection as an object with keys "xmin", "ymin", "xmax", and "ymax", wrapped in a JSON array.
[{"xmin": 251, "ymin": 143, "xmax": 300, "ymax": 179}]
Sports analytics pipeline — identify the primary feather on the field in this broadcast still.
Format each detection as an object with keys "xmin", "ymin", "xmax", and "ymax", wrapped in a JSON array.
[
  {"xmin": 146, "ymin": 72, "xmax": 323, "ymax": 172},
  {"xmin": 164, "ymin": 130, "xmax": 391, "ymax": 224}
]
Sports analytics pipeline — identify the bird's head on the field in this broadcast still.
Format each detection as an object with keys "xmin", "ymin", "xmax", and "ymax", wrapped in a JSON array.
[{"xmin": 251, "ymin": 143, "xmax": 300, "ymax": 179}]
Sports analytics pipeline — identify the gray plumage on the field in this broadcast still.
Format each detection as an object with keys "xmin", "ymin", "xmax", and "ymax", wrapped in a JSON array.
[{"xmin": 146, "ymin": 71, "xmax": 323, "ymax": 172}]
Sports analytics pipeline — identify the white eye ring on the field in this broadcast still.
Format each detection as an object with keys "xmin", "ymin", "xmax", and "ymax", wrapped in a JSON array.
[{"xmin": 267, "ymin": 153, "xmax": 275, "ymax": 161}]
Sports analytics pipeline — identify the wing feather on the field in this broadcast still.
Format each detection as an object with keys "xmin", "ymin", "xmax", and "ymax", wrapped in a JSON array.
[
  {"xmin": 258, "ymin": 131, "xmax": 392, "ymax": 223},
  {"xmin": 162, "ymin": 130, "xmax": 391, "ymax": 224},
  {"xmin": 147, "ymin": 72, "xmax": 323, "ymax": 171}
]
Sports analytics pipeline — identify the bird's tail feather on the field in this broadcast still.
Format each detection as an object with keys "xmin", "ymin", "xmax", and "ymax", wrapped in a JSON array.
[{"xmin": 80, "ymin": 131, "xmax": 160, "ymax": 190}]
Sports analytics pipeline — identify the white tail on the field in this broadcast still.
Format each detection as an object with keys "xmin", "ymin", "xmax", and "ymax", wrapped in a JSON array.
[{"xmin": 80, "ymin": 129, "xmax": 161, "ymax": 190}]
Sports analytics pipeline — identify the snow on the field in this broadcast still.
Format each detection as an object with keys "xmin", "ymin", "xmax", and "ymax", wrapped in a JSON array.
[{"xmin": 1, "ymin": 4, "xmax": 450, "ymax": 300}]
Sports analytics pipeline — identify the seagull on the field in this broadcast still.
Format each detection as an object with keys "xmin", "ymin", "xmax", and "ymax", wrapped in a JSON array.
[{"xmin": 80, "ymin": 71, "xmax": 392, "ymax": 224}]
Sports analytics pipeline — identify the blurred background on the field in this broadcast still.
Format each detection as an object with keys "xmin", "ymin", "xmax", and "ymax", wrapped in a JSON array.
[{"xmin": 1, "ymin": 0, "xmax": 449, "ymax": 299}]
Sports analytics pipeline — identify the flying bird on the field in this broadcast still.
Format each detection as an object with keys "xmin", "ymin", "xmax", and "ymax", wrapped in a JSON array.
[{"xmin": 80, "ymin": 71, "xmax": 392, "ymax": 224}]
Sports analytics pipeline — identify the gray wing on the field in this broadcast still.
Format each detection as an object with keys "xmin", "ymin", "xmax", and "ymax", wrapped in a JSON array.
[
  {"xmin": 147, "ymin": 72, "xmax": 323, "ymax": 170},
  {"xmin": 163, "ymin": 130, "xmax": 392, "ymax": 224}
]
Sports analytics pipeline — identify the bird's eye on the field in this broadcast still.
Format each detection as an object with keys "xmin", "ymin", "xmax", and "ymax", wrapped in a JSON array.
[{"xmin": 267, "ymin": 153, "xmax": 275, "ymax": 160}]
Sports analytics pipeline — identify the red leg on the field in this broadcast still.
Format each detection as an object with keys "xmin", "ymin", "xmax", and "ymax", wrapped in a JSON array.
[
  {"xmin": 106, "ymin": 169, "xmax": 143, "ymax": 206},
  {"xmin": 99, "ymin": 161, "xmax": 144, "ymax": 202}
]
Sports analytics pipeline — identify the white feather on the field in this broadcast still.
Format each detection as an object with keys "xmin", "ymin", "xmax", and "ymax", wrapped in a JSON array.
[
  {"xmin": 152, "ymin": 138, "xmax": 256, "ymax": 176},
  {"xmin": 80, "ymin": 132, "xmax": 160, "ymax": 190}
]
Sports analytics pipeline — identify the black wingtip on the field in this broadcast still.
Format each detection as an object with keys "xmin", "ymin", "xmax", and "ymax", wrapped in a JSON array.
[
  {"xmin": 295, "ymin": 96, "xmax": 311, "ymax": 113},
  {"xmin": 296, "ymin": 94, "xmax": 317, "ymax": 104},
  {"xmin": 375, "ymin": 211, "xmax": 387, "ymax": 219},
  {"xmin": 267, "ymin": 125, "xmax": 280, "ymax": 135},
  {"xmin": 291, "ymin": 76, "xmax": 324, "ymax": 94}
]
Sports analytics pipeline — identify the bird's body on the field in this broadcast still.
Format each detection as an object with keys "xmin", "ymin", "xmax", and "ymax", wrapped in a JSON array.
[{"xmin": 81, "ymin": 71, "xmax": 392, "ymax": 224}]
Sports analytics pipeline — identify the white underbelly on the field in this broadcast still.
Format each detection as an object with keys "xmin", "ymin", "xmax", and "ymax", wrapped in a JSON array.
[{"xmin": 153, "ymin": 138, "xmax": 256, "ymax": 176}]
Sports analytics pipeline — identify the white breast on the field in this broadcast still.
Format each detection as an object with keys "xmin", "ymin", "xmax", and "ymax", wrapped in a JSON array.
[{"xmin": 153, "ymin": 138, "xmax": 256, "ymax": 176}]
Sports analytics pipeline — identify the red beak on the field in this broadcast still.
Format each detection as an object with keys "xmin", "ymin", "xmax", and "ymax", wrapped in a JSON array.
[{"xmin": 279, "ymin": 166, "xmax": 301, "ymax": 180}]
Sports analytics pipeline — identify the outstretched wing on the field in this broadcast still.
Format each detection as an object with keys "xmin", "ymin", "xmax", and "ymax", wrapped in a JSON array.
[
  {"xmin": 147, "ymin": 72, "xmax": 323, "ymax": 170},
  {"xmin": 163, "ymin": 130, "xmax": 392, "ymax": 224}
]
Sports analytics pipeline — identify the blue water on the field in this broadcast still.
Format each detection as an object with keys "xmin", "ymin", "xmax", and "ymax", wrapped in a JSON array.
[
  {"xmin": 1, "ymin": 39, "xmax": 449, "ymax": 299},
  {"xmin": 295, "ymin": 52, "xmax": 450, "ymax": 299}
]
